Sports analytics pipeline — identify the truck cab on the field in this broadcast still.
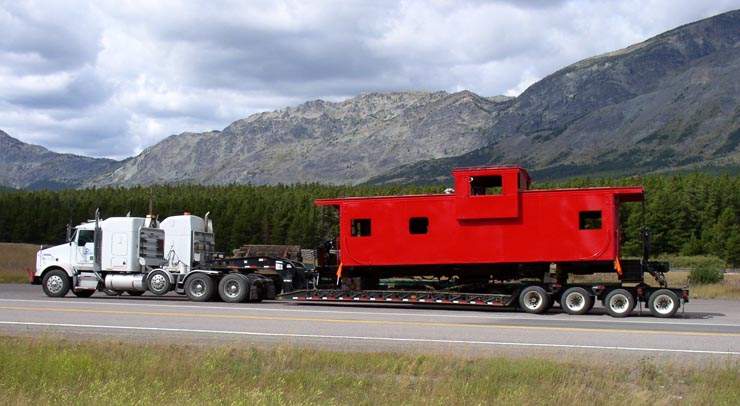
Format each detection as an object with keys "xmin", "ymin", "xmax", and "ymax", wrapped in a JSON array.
[{"xmin": 33, "ymin": 215, "xmax": 164, "ymax": 296}]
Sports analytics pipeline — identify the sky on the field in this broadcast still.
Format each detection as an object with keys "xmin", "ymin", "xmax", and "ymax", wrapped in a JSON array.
[{"xmin": 1, "ymin": 1, "xmax": 738, "ymax": 160}]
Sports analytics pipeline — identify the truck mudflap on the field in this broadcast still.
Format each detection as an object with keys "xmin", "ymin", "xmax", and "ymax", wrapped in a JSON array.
[{"xmin": 278, "ymin": 289, "xmax": 516, "ymax": 306}]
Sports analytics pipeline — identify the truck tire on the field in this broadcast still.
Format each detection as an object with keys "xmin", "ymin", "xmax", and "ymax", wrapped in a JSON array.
[
  {"xmin": 648, "ymin": 289, "xmax": 679, "ymax": 318},
  {"xmin": 42, "ymin": 269, "xmax": 70, "ymax": 297},
  {"xmin": 518, "ymin": 286, "xmax": 550, "ymax": 314},
  {"xmin": 185, "ymin": 274, "xmax": 216, "ymax": 302},
  {"xmin": 147, "ymin": 270, "xmax": 172, "ymax": 296},
  {"xmin": 72, "ymin": 290, "xmax": 95, "ymax": 298},
  {"xmin": 604, "ymin": 289, "xmax": 635, "ymax": 318},
  {"xmin": 561, "ymin": 287, "xmax": 592, "ymax": 315},
  {"xmin": 219, "ymin": 273, "xmax": 249, "ymax": 303}
]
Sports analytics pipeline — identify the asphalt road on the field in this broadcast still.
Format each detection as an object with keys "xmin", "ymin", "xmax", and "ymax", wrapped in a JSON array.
[{"xmin": 2, "ymin": 283, "xmax": 740, "ymax": 361}]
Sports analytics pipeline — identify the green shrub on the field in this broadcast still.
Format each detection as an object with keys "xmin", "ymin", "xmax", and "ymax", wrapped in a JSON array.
[{"xmin": 690, "ymin": 262, "xmax": 724, "ymax": 284}]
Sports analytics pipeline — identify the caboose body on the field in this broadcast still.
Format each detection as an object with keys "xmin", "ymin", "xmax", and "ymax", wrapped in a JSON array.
[
  {"xmin": 317, "ymin": 166, "xmax": 642, "ymax": 277},
  {"xmin": 285, "ymin": 165, "xmax": 688, "ymax": 318}
]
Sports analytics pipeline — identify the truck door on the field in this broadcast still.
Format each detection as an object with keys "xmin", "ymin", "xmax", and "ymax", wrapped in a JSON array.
[{"xmin": 75, "ymin": 229, "xmax": 95, "ymax": 269}]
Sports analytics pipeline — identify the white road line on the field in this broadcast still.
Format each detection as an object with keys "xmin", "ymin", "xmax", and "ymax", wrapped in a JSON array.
[
  {"xmin": 1, "ymin": 321, "xmax": 739, "ymax": 356},
  {"xmin": 2, "ymin": 298, "xmax": 739, "ymax": 328}
]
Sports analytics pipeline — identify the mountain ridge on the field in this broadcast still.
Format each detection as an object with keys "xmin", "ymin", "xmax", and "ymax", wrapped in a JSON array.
[{"xmin": 2, "ymin": 9, "xmax": 739, "ymax": 190}]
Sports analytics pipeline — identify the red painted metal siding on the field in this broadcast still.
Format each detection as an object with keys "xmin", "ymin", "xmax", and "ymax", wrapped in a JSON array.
[{"xmin": 316, "ymin": 166, "xmax": 643, "ymax": 267}]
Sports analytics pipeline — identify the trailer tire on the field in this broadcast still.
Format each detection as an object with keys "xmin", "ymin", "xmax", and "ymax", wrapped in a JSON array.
[
  {"xmin": 72, "ymin": 290, "xmax": 95, "ymax": 298},
  {"xmin": 147, "ymin": 270, "xmax": 172, "ymax": 296},
  {"xmin": 604, "ymin": 289, "xmax": 635, "ymax": 318},
  {"xmin": 519, "ymin": 286, "xmax": 550, "ymax": 314},
  {"xmin": 185, "ymin": 274, "xmax": 216, "ymax": 302},
  {"xmin": 648, "ymin": 289, "xmax": 679, "ymax": 318},
  {"xmin": 219, "ymin": 274, "xmax": 249, "ymax": 303},
  {"xmin": 42, "ymin": 269, "xmax": 70, "ymax": 297},
  {"xmin": 561, "ymin": 287, "xmax": 592, "ymax": 315}
]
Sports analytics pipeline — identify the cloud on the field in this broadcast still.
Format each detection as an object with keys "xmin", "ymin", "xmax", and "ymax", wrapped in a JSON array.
[
  {"xmin": 0, "ymin": 1, "xmax": 101, "ymax": 74},
  {"xmin": 0, "ymin": 0, "xmax": 738, "ymax": 160}
]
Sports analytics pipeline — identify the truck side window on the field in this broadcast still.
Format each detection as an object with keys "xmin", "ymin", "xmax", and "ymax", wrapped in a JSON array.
[
  {"xmin": 409, "ymin": 217, "xmax": 429, "ymax": 234},
  {"xmin": 470, "ymin": 175, "xmax": 503, "ymax": 196},
  {"xmin": 78, "ymin": 230, "xmax": 95, "ymax": 245},
  {"xmin": 351, "ymin": 219, "xmax": 371, "ymax": 237},
  {"xmin": 579, "ymin": 211, "xmax": 602, "ymax": 230}
]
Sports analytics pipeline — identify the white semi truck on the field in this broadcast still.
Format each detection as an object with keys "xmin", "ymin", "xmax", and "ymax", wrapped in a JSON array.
[{"xmin": 32, "ymin": 211, "xmax": 276, "ymax": 302}]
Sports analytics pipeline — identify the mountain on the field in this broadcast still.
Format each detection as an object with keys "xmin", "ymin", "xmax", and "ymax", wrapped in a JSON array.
[
  {"xmin": 374, "ymin": 10, "xmax": 740, "ymax": 183},
  {"xmin": 89, "ymin": 91, "xmax": 506, "ymax": 186},
  {"xmin": 0, "ymin": 130, "xmax": 121, "ymax": 190},
  {"xmin": 7, "ymin": 9, "xmax": 740, "ymax": 189}
]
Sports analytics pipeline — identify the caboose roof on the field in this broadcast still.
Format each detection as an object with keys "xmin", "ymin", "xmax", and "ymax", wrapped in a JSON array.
[
  {"xmin": 315, "ymin": 165, "xmax": 643, "ymax": 207},
  {"xmin": 315, "ymin": 185, "xmax": 644, "ymax": 206}
]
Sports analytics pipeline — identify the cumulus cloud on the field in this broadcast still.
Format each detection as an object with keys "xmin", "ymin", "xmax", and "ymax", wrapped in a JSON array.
[{"xmin": 0, "ymin": 0, "xmax": 737, "ymax": 159}]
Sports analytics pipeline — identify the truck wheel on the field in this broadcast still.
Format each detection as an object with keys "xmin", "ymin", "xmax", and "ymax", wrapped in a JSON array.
[
  {"xmin": 648, "ymin": 289, "xmax": 679, "ymax": 318},
  {"xmin": 147, "ymin": 270, "xmax": 172, "ymax": 296},
  {"xmin": 218, "ymin": 274, "xmax": 249, "ymax": 303},
  {"xmin": 561, "ymin": 287, "xmax": 592, "ymax": 315},
  {"xmin": 185, "ymin": 274, "xmax": 215, "ymax": 302},
  {"xmin": 72, "ymin": 290, "xmax": 95, "ymax": 298},
  {"xmin": 42, "ymin": 269, "xmax": 70, "ymax": 297},
  {"xmin": 518, "ymin": 286, "xmax": 550, "ymax": 314},
  {"xmin": 604, "ymin": 289, "xmax": 635, "ymax": 318}
]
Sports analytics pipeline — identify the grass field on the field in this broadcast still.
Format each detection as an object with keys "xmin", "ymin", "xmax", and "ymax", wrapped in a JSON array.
[
  {"xmin": 0, "ymin": 243, "xmax": 37, "ymax": 283},
  {"xmin": 0, "ymin": 336, "xmax": 738, "ymax": 405}
]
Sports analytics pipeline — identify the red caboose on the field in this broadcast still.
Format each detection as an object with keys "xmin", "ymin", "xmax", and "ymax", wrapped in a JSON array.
[
  {"xmin": 316, "ymin": 165, "xmax": 641, "ymax": 279},
  {"xmin": 300, "ymin": 165, "xmax": 687, "ymax": 318}
]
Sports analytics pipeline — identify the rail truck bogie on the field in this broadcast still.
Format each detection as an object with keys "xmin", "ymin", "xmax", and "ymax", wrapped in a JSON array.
[{"xmin": 282, "ymin": 165, "xmax": 688, "ymax": 318}]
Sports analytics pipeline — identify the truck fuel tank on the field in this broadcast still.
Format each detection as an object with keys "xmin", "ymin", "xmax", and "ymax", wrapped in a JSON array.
[{"xmin": 105, "ymin": 274, "xmax": 146, "ymax": 291}]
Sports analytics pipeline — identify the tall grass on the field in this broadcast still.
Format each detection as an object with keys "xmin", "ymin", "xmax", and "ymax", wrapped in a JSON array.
[
  {"xmin": 0, "ymin": 336, "xmax": 738, "ymax": 405},
  {"xmin": 0, "ymin": 243, "xmax": 37, "ymax": 283}
]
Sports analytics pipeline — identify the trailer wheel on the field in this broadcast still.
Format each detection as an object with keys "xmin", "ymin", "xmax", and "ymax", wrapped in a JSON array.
[
  {"xmin": 42, "ymin": 269, "xmax": 70, "ymax": 297},
  {"xmin": 561, "ymin": 287, "xmax": 592, "ymax": 315},
  {"xmin": 648, "ymin": 289, "xmax": 679, "ymax": 318},
  {"xmin": 72, "ymin": 290, "xmax": 95, "ymax": 298},
  {"xmin": 219, "ymin": 274, "xmax": 249, "ymax": 303},
  {"xmin": 604, "ymin": 289, "xmax": 635, "ymax": 318},
  {"xmin": 185, "ymin": 274, "xmax": 216, "ymax": 302},
  {"xmin": 147, "ymin": 270, "xmax": 172, "ymax": 296},
  {"xmin": 519, "ymin": 286, "xmax": 550, "ymax": 314}
]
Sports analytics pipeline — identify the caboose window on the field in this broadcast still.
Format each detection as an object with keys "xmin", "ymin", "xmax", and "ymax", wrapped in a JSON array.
[
  {"xmin": 579, "ymin": 211, "xmax": 602, "ymax": 230},
  {"xmin": 470, "ymin": 175, "xmax": 503, "ymax": 196},
  {"xmin": 409, "ymin": 217, "xmax": 429, "ymax": 234},
  {"xmin": 351, "ymin": 219, "xmax": 371, "ymax": 237}
]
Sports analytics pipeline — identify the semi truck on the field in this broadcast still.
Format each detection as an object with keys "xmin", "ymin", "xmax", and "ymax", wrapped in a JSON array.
[
  {"xmin": 32, "ymin": 211, "xmax": 278, "ymax": 302},
  {"xmin": 281, "ymin": 165, "xmax": 689, "ymax": 318}
]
